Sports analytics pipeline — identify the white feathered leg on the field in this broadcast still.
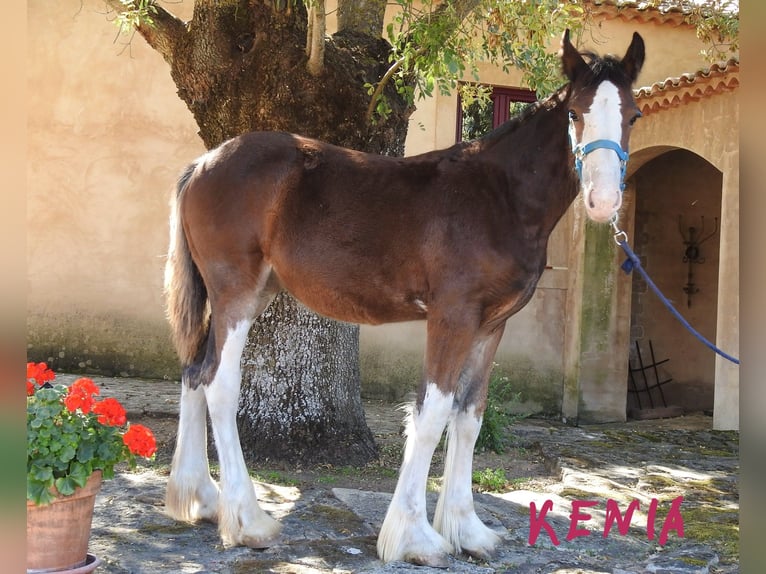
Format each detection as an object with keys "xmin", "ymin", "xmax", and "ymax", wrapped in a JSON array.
[
  {"xmin": 166, "ymin": 381, "xmax": 219, "ymax": 523},
  {"xmin": 433, "ymin": 405, "xmax": 502, "ymax": 559},
  {"xmin": 204, "ymin": 320, "xmax": 282, "ymax": 547},
  {"xmin": 377, "ymin": 383, "xmax": 454, "ymax": 567}
]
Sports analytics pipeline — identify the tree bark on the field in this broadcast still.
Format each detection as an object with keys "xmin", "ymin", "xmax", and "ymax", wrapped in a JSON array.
[
  {"xmin": 106, "ymin": 0, "xmax": 412, "ymax": 464},
  {"xmin": 239, "ymin": 295, "xmax": 374, "ymax": 465}
]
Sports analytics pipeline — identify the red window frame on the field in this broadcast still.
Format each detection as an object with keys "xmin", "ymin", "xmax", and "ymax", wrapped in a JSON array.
[{"xmin": 456, "ymin": 85, "xmax": 537, "ymax": 142}]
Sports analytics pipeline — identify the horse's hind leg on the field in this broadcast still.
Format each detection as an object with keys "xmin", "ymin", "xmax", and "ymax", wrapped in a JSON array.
[
  {"xmin": 168, "ymin": 256, "xmax": 282, "ymax": 547},
  {"xmin": 433, "ymin": 326, "xmax": 506, "ymax": 559},
  {"xmin": 203, "ymin": 315, "xmax": 282, "ymax": 547},
  {"xmin": 165, "ymin": 382, "xmax": 220, "ymax": 523}
]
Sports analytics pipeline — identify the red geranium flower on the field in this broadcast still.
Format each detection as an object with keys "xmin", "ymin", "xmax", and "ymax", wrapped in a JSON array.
[
  {"xmin": 26, "ymin": 362, "xmax": 55, "ymax": 388},
  {"xmin": 63, "ymin": 377, "xmax": 100, "ymax": 414},
  {"xmin": 27, "ymin": 363, "xmax": 157, "ymax": 506},
  {"xmin": 122, "ymin": 424, "xmax": 157, "ymax": 458},
  {"xmin": 92, "ymin": 397, "xmax": 127, "ymax": 426}
]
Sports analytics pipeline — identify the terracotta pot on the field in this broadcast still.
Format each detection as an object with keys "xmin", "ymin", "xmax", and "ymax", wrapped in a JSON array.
[{"xmin": 26, "ymin": 471, "xmax": 102, "ymax": 573}]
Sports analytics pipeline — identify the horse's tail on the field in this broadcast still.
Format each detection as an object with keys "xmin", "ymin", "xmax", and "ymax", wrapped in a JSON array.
[{"xmin": 164, "ymin": 161, "xmax": 208, "ymax": 368}]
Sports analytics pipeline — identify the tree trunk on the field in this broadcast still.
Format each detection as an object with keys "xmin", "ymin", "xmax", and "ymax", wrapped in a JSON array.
[
  {"xmin": 122, "ymin": 0, "xmax": 412, "ymax": 464},
  {"xmin": 239, "ymin": 295, "xmax": 374, "ymax": 465}
]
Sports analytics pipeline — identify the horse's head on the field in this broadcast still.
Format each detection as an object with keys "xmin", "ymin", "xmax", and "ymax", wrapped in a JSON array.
[{"xmin": 560, "ymin": 29, "xmax": 645, "ymax": 223}]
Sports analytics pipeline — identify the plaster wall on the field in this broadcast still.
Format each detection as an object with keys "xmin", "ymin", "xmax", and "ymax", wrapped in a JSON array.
[{"xmin": 27, "ymin": 0, "xmax": 202, "ymax": 376}]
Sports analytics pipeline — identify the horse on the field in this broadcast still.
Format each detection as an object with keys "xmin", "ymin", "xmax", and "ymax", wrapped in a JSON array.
[{"xmin": 162, "ymin": 29, "xmax": 645, "ymax": 567}]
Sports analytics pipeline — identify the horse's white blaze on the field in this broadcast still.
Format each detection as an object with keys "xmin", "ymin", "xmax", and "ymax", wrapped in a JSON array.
[
  {"xmin": 577, "ymin": 81, "xmax": 625, "ymax": 222},
  {"xmin": 204, "ymin": 320, "xmax": 282, "ymax": 547},
  {"xmin": 434, "ymin": 406, "xmax": 502, "ymax": 558},
  {"xmin": 165, "ymin": 382, "xmax": 220, "ymax": 523},
  {"xmin": 377, "ymin": 383, "xmax": 454, "ymax": 565}
]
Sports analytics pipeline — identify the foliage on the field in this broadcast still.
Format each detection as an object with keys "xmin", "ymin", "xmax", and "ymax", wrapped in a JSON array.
[
  {"xmin": 113, "ymin": 0, "xmax": 157, "ymax": 34},
  {"xmin": 367, "ymin": 0, "xmax": 587, "ymax": 121},
  {"xmin": 471, "ymin": 467, "xmax": 509, "ymax": 491},
  {"xmin": 686, "ymin": 0, "xmax": 739, "ymax": 61},
  {"xmin": 374, "ymin": 0, "xmax": 739, "ymax": 121},
  {"xmin": 641, "ymin": 1, "xmax": 738, "ymax": 61},
  {"xmin": 27, "ymin": 362, "xmax": 156, "ymax": 505},
  {"xmin": 110, "ymin": 1, "xmax": 739, "ymax": 125},
  {"xmin": 475, "ymin": 367, "xmax": 527, "ymax": 454}
]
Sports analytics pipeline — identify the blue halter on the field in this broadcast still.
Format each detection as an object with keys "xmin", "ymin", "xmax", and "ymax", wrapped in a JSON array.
[{"xmin": 570, "ymin": 135, "xmax": 629, "ymax": 192}]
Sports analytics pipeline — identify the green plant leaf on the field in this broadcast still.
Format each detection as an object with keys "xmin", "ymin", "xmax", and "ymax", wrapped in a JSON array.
[{"xmin": 54, "ymin": 476, "xmax": 77, "ymax": 497}]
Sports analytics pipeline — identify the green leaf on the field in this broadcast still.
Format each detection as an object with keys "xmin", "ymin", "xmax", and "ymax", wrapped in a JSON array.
[
  {"xmin": 68, "ymin": 461, "xmax": 90, "ymax": 488},
  {"xmin": 58, "ymin": 444, "xmax": 76, "ymax": 464},
  {"xmin": 54, "ymin": 476, "xmax": 77, "ymax": 497},
  {"xmin": 76, "ymin": 440, "xmax": 95, "ymax": 463},
  {"xmin": 30, "ymin": 465, "xmax": 53, "ymax": 483},
  {"xmin": 28, "ymin": 481, "xmax": 55, "ymax": 506}
]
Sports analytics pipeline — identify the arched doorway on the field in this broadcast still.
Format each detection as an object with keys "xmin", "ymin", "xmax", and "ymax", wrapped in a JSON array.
[{"xmin": 628, "ymin": 149, "xmax": 723, "ymax": 414}]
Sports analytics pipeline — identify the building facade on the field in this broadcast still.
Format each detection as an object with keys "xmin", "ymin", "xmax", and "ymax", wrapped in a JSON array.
[{"xmin": 27, "ymin": 1, "xmax": 739, "ymax": 428}]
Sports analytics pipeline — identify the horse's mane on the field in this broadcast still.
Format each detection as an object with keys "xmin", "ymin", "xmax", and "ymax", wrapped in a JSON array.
[
  {"xmin": 580, "ymin": 52, "xmax": 633, "ymax": 87},
  {"xmin": 469, "ymin": 87, "xmax": 566, "ymax": 150},
  {"xmin": 468, "ymin": 51, "xmax": 630, "ymax": 151}
]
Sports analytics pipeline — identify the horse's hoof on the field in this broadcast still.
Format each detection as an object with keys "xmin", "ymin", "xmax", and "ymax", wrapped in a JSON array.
[
  {"xmin": 460, "ymin": 528, "xmax": 502, "ymax": 562},
  {"xmin": 407, "ymin": 551, "xmax": 450, "ymax": 569},
  {"xmin": 220, "ymin": 516, "xmax": 283, "ymax": 549},
  {"xmin": 462, "ymin": 545, "xmax": 494, "ymax": 562},
  {"xmin": 242, "ymin": 532, "xmax": 282, "ymax": 549}
]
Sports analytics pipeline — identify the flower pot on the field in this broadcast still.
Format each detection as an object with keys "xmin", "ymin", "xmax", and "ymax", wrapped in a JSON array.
[{"xmin": 26, "ymin": 471, "xmax": 102, "ymax": 573}]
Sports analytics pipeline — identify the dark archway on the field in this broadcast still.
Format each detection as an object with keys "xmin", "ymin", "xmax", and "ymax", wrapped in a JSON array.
[{"xmin": 628, "ymin": 149, "xmax": 723, "ymax": 414}]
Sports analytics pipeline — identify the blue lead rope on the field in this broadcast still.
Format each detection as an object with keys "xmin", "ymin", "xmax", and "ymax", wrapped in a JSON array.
[{"xmin": 614, "ymin": 230, "xmax": 740, "ymax": 365}]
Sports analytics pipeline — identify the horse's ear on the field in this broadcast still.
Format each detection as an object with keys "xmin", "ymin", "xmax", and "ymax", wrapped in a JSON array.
[
  {"xmin": 560, "ymin": 29, "xmax": 589, "ymax": 83},
  {"xmin": 621, "ymin": 32, "xmax": 645, "ymax": 83}
]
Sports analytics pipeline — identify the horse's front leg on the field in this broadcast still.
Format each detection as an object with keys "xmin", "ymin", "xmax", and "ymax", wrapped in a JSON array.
[
  {"xmin": 377, "ymin": 382, "xmax": 455, "ymax": 566},
  {"xmin": 433, "ymin": 326, "xmax": 506, "ymax": 560},
  {"xmin": 377, "ymin": 312, "xmax": 481, "ymax": 567},
  {"xmin": 204, "ymin": 319, "xmax": 282, "ymax": 547}
]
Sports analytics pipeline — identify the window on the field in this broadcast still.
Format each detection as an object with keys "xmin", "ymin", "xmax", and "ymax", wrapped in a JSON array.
[{"xmin": 456, "ymin": 85, "xmax": 537, "ymax": 142}]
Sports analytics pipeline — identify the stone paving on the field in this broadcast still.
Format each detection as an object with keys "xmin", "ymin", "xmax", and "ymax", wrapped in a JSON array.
[{"xmin": 56, "ymin": 375, "xmax": 739, "ymax": 574}]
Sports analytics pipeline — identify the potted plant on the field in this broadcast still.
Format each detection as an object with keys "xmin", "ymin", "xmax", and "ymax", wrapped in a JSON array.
[{"xmin": 26, "ymin": 362, "xmax": 157, "ymax": 573}]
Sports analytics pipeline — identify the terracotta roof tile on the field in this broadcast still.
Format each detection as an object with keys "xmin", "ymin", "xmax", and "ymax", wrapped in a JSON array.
[
  {"xmin": 634, "ymin": 59, "xmax": 739, "ymax": 115},
  {"xmin": 585, "ymin": 0, "xmax": 695, "ymax": 27}
]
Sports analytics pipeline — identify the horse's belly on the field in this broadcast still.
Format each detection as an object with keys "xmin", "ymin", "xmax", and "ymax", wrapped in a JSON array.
[{"xmin": 277, "ymin": 272, "xmax": 427, "ymax": 326}]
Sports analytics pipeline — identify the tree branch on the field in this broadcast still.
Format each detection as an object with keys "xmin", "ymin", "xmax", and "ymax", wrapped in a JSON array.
[
  {"xmin": 365, "ymin": 0, "xmax": 481, "ymax": 122},
  {"xmin": 102, "ymin": 0, "xmax": 188, "ymax": 63},
  {"xmin": 365, "ymin": 45, "xmax": 426, "ymax": 122},
  {"xmin": 306, "ymin": 0, "xmax": 326, "ymax": 76}
]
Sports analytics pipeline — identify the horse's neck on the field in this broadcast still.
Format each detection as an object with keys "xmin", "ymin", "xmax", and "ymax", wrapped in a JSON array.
[{"xmin": 483, "ymin": 99, "xmax": 578, "ymax": 237}]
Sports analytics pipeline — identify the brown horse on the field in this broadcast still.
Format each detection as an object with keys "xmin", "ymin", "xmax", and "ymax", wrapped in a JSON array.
[{"xmin": 163, "ymin": 30, "xmax": 645, "ymax": 567}]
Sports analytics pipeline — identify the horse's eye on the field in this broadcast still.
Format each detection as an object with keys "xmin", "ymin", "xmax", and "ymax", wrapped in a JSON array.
[
  {"xmin": 629, "ymin": 111, "xmax": 642, "ymax": 126},
  {"xmin": 568, "ymin": 110, "xmax": 579, "ymax": 122}
]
